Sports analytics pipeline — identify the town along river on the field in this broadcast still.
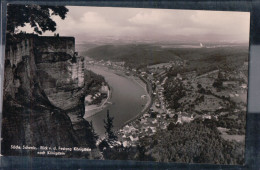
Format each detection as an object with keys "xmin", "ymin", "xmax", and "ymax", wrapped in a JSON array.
[{"xmin": 84, "ymin": 64, "xmax": 148, "ymax": 136}]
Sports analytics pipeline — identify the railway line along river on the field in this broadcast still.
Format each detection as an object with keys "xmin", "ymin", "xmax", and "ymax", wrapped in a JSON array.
[{"xmin": 84, "ymin": 63, "xmax": 151, "ymax": 136}]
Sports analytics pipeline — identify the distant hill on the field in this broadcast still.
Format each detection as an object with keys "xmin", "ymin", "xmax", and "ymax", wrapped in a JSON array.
[
  {"xmin": 83, "ymin": 44, "xmax": 249, "ymax": 70},
  {"xmin": 83, "ymin": 44, "xmax": 181, "ymax": 68},
  {"xmin": 170, "ymin": 46, "xmax": 249, "ymax": 75}
]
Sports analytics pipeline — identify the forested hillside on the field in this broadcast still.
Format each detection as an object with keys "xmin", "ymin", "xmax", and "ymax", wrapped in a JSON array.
[{"xmin": 84, "ymin": 44, "xmax": 248, "ymax": 73}]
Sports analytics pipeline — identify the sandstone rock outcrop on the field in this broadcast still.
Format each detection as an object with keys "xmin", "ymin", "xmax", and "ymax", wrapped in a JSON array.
[{"xmin": 2, "ymin": 34, "xmax": 99, "ymax": 158}]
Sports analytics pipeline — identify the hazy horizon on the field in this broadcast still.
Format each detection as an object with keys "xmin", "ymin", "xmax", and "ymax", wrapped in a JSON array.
[{"xmin": 17, "ymin": 6, "xmax": 250, "ymax": 44}]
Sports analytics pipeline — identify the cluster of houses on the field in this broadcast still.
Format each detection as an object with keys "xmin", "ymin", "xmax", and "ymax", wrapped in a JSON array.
[
  {"xmin": 117, "ymin": 112, "xmax": 168, "ymax": 147},
  {"xmin": 85, "ymin": 84, "xmax": 109, "ymax": 105},
  {"xmin": 116, "ymin": 104, "xmax": 219, "ymax": 147},
  {"xmin": 87, "ymin": 59, "xmax": 126, "ymax": 71}
]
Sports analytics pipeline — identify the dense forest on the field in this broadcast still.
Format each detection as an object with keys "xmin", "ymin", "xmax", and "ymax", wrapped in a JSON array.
[
  {"xmin": 141, "ymin": 119, "xmax": 245, "ymax": 165},
  {"xmin": 100, "ymin": 117, "xmax": 245, "ymax": 165}
]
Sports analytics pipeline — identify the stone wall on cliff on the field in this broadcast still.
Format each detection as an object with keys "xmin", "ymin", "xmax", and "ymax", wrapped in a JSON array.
[{"xmin": 34, "ymin": 36, "xmax": 75, "ymax": 56}]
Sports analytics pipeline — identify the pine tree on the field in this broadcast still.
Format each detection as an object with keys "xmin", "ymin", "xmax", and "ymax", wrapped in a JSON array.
[
  {"xmin": 104, "ymin": 110, "xmax": 117, "ymax": 144},
  {"xmin": 85, "ymin": 120, "xmax": 99, "ymax": 149},
  {"xmin": 90, "ymin": 121, "xmax": 98, "ymax": 142}
]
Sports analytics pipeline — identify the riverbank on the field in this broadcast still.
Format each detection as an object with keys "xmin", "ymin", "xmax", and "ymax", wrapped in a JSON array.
[
  {"xmin": 119, "ymin": 74, "xmax": 153, "ymax": 129},
  {"xmin": 83, "ymin": 83, "xmax": 112, "ymax": 119}
]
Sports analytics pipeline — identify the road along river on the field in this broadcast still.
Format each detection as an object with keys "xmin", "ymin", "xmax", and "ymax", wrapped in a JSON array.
[{"xmin": 84, "ymin": 64, "xmax": 151, "ymax": 136}]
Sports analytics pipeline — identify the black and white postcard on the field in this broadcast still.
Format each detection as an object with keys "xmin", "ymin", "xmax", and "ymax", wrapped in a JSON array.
[{"xmin": 2, "ymin": 5, "xmax": 250, "ymax": 165}]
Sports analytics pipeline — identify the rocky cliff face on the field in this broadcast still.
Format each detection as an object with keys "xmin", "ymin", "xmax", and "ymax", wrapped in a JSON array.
[
  {"xmin": 34, "ymin": 36, "xmax": 85, "ymax": 110},
  {"xmin": 2, "ymin": 34, "xmax": 97, "ymax": 157}
]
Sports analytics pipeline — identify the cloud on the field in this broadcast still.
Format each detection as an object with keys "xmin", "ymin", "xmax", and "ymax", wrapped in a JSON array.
[
  {"xmin": 16, "ymin": 6, "xmax": 250, "ymax": 43},
  {"xmin": 190, "ymin": 11, "xmax": 250, "ymax": 36},
  {"xmin": 79, "ymin": 12, "xmax": 110, "ymax": 28},
  {"xmin": 128, "ymin": 11, "xmax": 168, "ymax": 25}
]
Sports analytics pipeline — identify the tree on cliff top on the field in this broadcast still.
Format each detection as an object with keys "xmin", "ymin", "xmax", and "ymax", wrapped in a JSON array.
[{"xmin": 7, "ymin": 4, "xmax": 68, "ymax": 35}]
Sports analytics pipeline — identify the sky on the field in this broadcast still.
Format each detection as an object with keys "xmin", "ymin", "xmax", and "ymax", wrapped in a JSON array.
[{"xmin": 18, "ymin": 6, "xmax": 250, "ymax": 44}]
